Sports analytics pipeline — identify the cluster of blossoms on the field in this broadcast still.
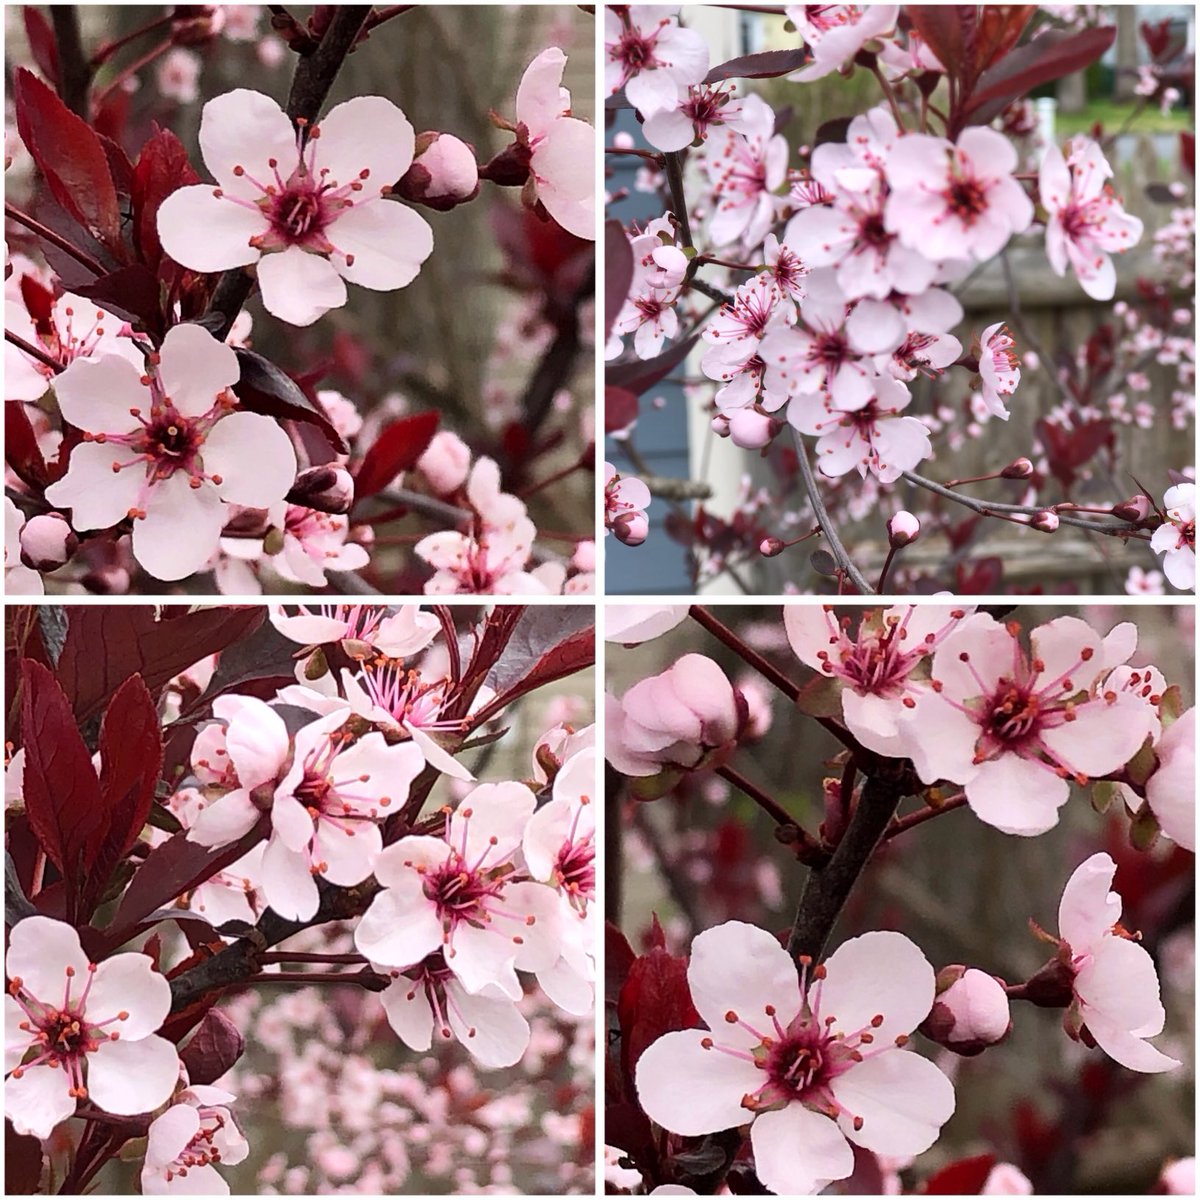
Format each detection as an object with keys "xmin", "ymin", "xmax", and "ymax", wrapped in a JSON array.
[
  {"xmin": 6, "ymin": 603, "xmax": 597, "ymax": 1193},
  {"xmin": 605, "ymin": 603, "xmax": 1192, "ymax": 1194},
  {"xmin": 604, "ymin": 6, "xmax": 1194, "ymax": 594},
  {"xmin": 605, "ymin": 462, "xmax": 652, "ymax": 546},
  {"xmin": 6, "ymin": 24, "xmax": 595, "ymax": 596}
]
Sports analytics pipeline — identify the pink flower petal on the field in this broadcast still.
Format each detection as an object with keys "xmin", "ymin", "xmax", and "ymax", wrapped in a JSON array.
[
  {"xmin": 447, "ymin": 980, "xmax": 530, "ymax": 1069},
  {"xmin": 87, "ymin": 1033, "xmax": 180, "ymax": 1115},
  {"xmin": 751, "ymin": 1103, "xmax": 854, "ymax": 1195},
  {"xmin": 205, "ymin": 411, "xmax": 297, "ymax": 508},
  {"xmin": 5, "ymin": 1061, "xmax": 77, "ymax": 1138},
  {"xmin": 7, "ymin": 916, "xmax": 89, "ymax": 998},
  {"xmin": 965, "ymin": 754, "xmax": 1067, "ymax": 836},
  {"xmin": 1057, "ymin": 852, "xmax": 1121, "ymax": 954},
  {"xmin": 379, "ymin": 973, "xmax": 434, "ymax": 1051},
  {"xmin": 314, "ymin": 96, "xmax": 415, "ymax": 194},
  {"xmin": 329, "ymin": 200, "xmax": 433, "ymax": 291},
  {"xmin": 52, "ymin": 353, "xmax": 145, "ymax": 435},
  {"xmin": 256, "ymin": 247, "xmax": 347, "ymax": 326},
  {"xmin": 354, "ymin": 875, "xmax": 442, "ymax": 967},
  {"xmin": 156, "ymin": 185, "xmax": 266, "ymax": 273},
  {"xmin": 86, "ymin": 952, "xmax": 170, "ymax": 1038},
  {"xmin": 260, "ymin": 835, "xmax": 318, "ymax": 920},
  {"xmin": 133, "ymin": 474, "xmax": 225, "ymax": 581},
  {"xmin": 1075, "ymin": 936, "xmax": 1166, "ymax": 1036},
  {"xmin": 198, "ymin": 89, "xmax": 299, "ymax": 197}
]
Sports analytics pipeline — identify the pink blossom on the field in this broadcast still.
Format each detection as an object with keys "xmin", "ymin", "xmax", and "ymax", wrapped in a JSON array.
[
  {"xmin": 5, "ymin": 916, "xmax": 180, "ymax": 1138},
  {"xmin": 5, "ymin": 290, "xmax": 144, "ymax": 404},
  {"xmin": 1055, "ymin": 852, "xmax": 1180, "ymax": 1072},
  {"xmin": 605, "ymin": 654, "xmax": 740, "ymax": 777},
  {"xmin": 606, "ymin": 463, "xmax": 652, "ymax": 546},
  {"xmin": 5, "ymin": 499, "xmax": 44, "ymax": 594},
  {"xmin": 403, "ymin": 132, "xmax": 479, "ymax": 207},
  {"xmin": 728, "ymin": 408, "xmax": 778, "ymax": 449},
  {"xmin": 604, "ymin": 605, "xmax": 690, "ymax": 644},
  {"xmin": 267, "ymin": 502, "xmax": 369, "ymax": 587},
  {"xmin": 634, "ymin": 922, "xmax": 954, "ymax": 1195},
  {"xmin": 1039, "ymin": 137, "xmax": 1143, "ymax": 300},
  {"xmin": 787, "ymin": 5, "xmax": 900, "ymax": 81},
  {"xmin": 1151, "ymin": 483, "xmax": 1195, "ymax": 591},
  {"xmin": 982, "ymin": 1163, "xmax": 1034, "ymax": 1194},
  {"xmin": 978, "ymin": 322, "xmax": 1020, "ymax": 419},
  {"xmin": 523, "ymin": 745, "xmax": 596, "ymax": 912},
  {"xmin": 376, "ymin": 955, "xmax": 530, "ymax": 1068},
  {"xmin": 787, "ymin": 371, "xmax": 934, "ymax": 483},
  {"xmin": 702, "ymin": 94, "xmax": 789, "ymax": 248},
  {"xmin": 43, "ymin": 323, "xmax": 297, "ymax": 581},
  {"xmin": 604, "ymin": 7, "xmax": 709, "ymax": 117},
  {"xmin": 643, "ymin": 83, "xmax": 754, "ymax": 153},
  {"xmin": 907, "ymin": 615, "xmax": 1156, "ymax": 836},
  {"xmin": 157, "ymin": 89, "xmax": 433, "ymax": 325},
  {"xmin": 265, "ymin": 712, "xmax": 426, "ymax": 920},
  {"xmin": 515, "ymin": 49, "xmax": 595, "ymax": 241},
  {"xmin": 354, "ymin": 784, "xmax": 562, "ymax": 996},
  {"xmin": 418, "ymin": 430, "xmax": 472, "ymax": 496},
  {"xmin": 156, "ymin": 47, "xmax": 202, "ymax": 104},
  {"xmin": 885, "ymin": 128, "xmax": 1033, "ymax": 263},
  {"xmin": 1158, "ymin": 1158, "xmax": 1196, "ymax": 1195},
  {"xmin": 887, "ymin": 510, "xmax": 920, "ymax": 547},
  {"xmin": 142, "ymin": 1083, "xmax": 249, "ymax": 1194},
  {"xmin": 268, "ymin": 602, "xmax": 437, "ymax": 657},
  {"xmin": 1144, "ymin": 707, "xmax": 1194, "ymax": 851},
  {"xmin": 763, "ymin": 233, "xmax": 810, "ymax": 302},
  {"xmin": 702, "ymin": 275, "xmax": 796, "ymax": 413},
  {"xmin": 786, "ymin": 605, "xmax": 969, "ymax": 757}
]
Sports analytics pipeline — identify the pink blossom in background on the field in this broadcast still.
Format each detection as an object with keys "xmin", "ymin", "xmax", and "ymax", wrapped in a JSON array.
[
  {"xmin": 787, "ymin": 4, "xmax": 901, "ymax": 81},
  {"xmin": 1039, "ymin": 137, "xmax": 1144, "ymax": 301},
  {"xmin": 604, "ymin": 6, "xmax": 709, "ymax": 117},
  {"xmin": 606, "ymin": 462, "xmax": 652, "ymax": 546},
  {"xmin": 1151, "ymin": 482, "xmax": 1196, "ymax": 591},
  {"xmin": 977, "ymin": 322, "xmax": 1021, "ymax": 419},
  {"xmin": 157, "ymin": 89, "xmax": 433, "ymax": 325}
]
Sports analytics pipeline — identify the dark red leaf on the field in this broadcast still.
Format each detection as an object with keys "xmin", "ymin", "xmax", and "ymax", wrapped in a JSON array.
[
  {"xmin": 106, "ymin": 823, "xmax": 266, "ymax": 942},
  {"xmin": 132, "ymin": 127, "xmax": 201, "ymax": 273},
  {"xmin": 704, "ymin": 48, "xmax": 810, "ymax": 82},
  {"xmin": 86, "ymin": 675, "xmax": 163, "ymax": 914},
  {"xmin": 22, "ymin": 8, "xmax": 58, "ymax": 86},
  {"xmin": 55, "ymin": 606, "xmax": 266, "ymax": 724},
  {"xmin": 921, "ymin": 1153, "xmax": 997, "ymax": 1194},
  {"xmin": 605, "ymin": 385, "xmax": 639, "ymax": 435},
  {"xmin": 354, "ymin": 411, "xmax": 441, "ymax": 500},
  {"xmin": 12, "ymin": 67, "xmax": 122, "ymax": 255},
  {"xmin": 966, "ymin": 26, "xmax": 1117, "ymax": 125},
  {"xmin": 972, "ymin": 5, "xmax": 1036, "ymax": 75},
  {"xmin": 483, "ymin": 607, "xmax": 595, "ymax": 712},
  {"xmin": 606, "ymin": 332, "xmax": 699, "ymax": 398},
  {"xmin": 5, "ymin": 404, "xmax": 50, "ymax": 489},
  {"xmin": 231, "ymin": 347, "xmax": 349, "ymax": 454},
  {"xmin": 5, "ymin": 1121, "xmax": 44, "ymax": 1194},
  {"xmin": 73, "ymin": 265, "xmax": 165, "ymax": 335},
  {"xmin": 618, "ymin": 925, "xmax": 699, "ymax": 1085},
  {"xmin": 98, "ymin": 132, "xmax": 135, "ymax": 198},
  {"xmin": 814, "ymin": 116, "xmax": 853, "ymax": 147},
  {"xmin": 19, "ymin": 659, "xmax": 103, "ymax": 910},
  {"xmin": 180, "ymin": 1009, "xmax": 246, "ymax": 1085},
  {"xmin": 907, "ymin": 6, "xmax": 973, "ymax": 77},
  {"xmin": 1181, "ymin": 131, "xmax": 1194, "ymax": 177},
  {"xmin": 605, "ymin": 921, "xmax": 637, "ymax": 1002},
  {"xmin": 605, "ymin": 219, "xmax": 634, "ymax": 343}
]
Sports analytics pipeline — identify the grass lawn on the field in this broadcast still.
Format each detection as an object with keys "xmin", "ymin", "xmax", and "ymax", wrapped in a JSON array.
[{"xmin": 1056, "ymin": 97, "xmax": 1193, "ymax": 137}]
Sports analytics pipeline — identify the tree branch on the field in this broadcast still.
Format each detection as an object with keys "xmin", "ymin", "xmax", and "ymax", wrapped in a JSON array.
[
  {"xmin": 662, "ymin": 151, "xmax": 694, "ymax": 249},
  {"xmin": 792, "ymin": 430, "xmax": 875, "ymax": 594},
  {"xmin": 203, "ymin": 5, "xmax": 372, "ymax": 339},
  {"xmin": 786, "ymin": 763, "xmax": 909, "ymax": 961}
]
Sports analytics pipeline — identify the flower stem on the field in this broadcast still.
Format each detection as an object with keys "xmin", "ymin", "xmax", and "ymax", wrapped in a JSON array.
[
  {"xmin": 716, "ymin": 763, "xmax": 795, "ymax": 828},
  {"xmin": 688, "ymin": 604, "xmax": 800, "ymax": 701},
  {"xmin": 882, "ymin": 792, "xmax": 967, "ymax": 840},
  {"xmin": 5, "ymin": 329, "xmax": 63, "ymax": 375},
  {"xmin": 5, "ymin": 201, "xmax": 106, "ymax": 276}
]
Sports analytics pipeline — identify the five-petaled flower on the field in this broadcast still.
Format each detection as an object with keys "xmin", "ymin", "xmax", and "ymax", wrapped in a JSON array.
[
  {"xmin": 5, "ymin": 916, "xmax": 180, "ymax": 1139},
  {"xmin": 157, "ymin": 89, "xmax": 434, "ymax": 326},
  {"xmin": 43, "ymin": 323, "xmax": 296, "ymax": 581},
  {"xmin": 635, "ymin": 921, "xmax": 955, "ymax": 1195}
]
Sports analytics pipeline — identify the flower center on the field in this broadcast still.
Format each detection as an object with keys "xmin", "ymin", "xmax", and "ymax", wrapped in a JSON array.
[
  {"xmin": 858, "ymin": 210, "xmax": 891, "ymax": 251},
  {"xmin": 946, "ymin": 175, "xmax": 988, "ymax": 222},
  {"xmin": 294, "ymin": 769, "xmax": 333, "ymax": 813},
  {"xmin": 616, "ymin": 29, "xmax": 657, "ymax": 71},
  {"xmin": 555, "ymin": 833, "xmax": 595, "ymax": 909},
  {"xmin": 984, "ymin": 681, "xmax": 1042, "ymax": 744},
  {"xmin": 272, "ymin": 185, "xmax": 327, "ymax": 244}
]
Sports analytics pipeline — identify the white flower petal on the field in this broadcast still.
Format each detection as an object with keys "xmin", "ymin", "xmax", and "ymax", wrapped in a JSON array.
[
  {"xmin": 329, "ymin": 200, "xmax": 433, "ymax": 290},
  {"xmin": 86, "ymin": 952, "xmax": 171, "ymax": 1038},
  {"xmin": 87, "ymin": 1034, "xmax": 180, "ymax": 1115},
  {"xmin": 157, "ymin": 185, "xmax": 267, "ymax": 272},
  {"xmin": 313, "ymin": 95, "xmax": 415, "ymax": 191},
  {"xmin": 205, "ymin": 411, "xmax": 297, "ymax": 508},
  {"xmin": 751, "ymin": 1104, "xmax": 854, "ymax": 1195},
  {"xmin": 52, "ymin": 353, "xmax": 146, "ymax": 434},
  {"xmin": 158, "ymin": 323, "xmax": 240, "ymax": 418},
  {"xmin": 133, "ymin": 474, "xmax": 225, "ymax": 581},
  {"xmin": 256, "ymin": 247, "xmax": 347, "ymax": 326}
]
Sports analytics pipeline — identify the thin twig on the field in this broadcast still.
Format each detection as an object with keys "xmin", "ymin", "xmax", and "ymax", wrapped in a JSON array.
[
  {"xmin": 688, "ymin": 604, "xmax": 801, "ymax": 701},
  {"xmin": 792, "ymin": 429, "xmax": 875, "ymax": 593},
  {"xmin": 5, "ymin": 202, "xmax": 106, "ymax": 276},
  {"xmin": 662, "ymin": 150, "xmax": 694, "ymax": 249},
  {"xmin": 716, "ymin": 763, "xmax": 796, "ymax": 828},
  {"xmin": 882, "ymin": 793, "xmax": 968, "ymax": 841},
  {"xmin": 5, "ymin": 329, "xmax": 63, "ymax": 374}
]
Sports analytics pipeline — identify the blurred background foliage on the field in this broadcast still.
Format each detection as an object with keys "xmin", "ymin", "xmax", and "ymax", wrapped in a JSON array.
[{"xmin": 608, "ymin": 604, "xmax": 1194, "ymax": 1193}]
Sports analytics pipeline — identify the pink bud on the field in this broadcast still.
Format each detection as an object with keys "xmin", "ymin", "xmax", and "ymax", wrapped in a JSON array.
[
  {"xmin": 1113, "ymin": 494, "xmax": 1152, "ymax": 523},
  {"xmin": 286, "ymin": 465, "xmax": 354, "ymax": 514},
  {"xmin": 1030, "ymin": 509, "xmax": 1059, "ymax": 533},
  {"xmin": 711, "ymin": 414, "xmax": 731, "ymax": 438},
  {"xmin": 759, "ymin": 536, "xmax": 785, "ymax": 557},
  {"xmin": 924, "ymin": 967, "xmax": 1011, "ymax": 1055},
  {"xmin": 20, "ymin": 513, "xmax": 78, "ymax": 570},
  {"xmin": 982, "ymin": 1164, "xmax": 1034, "ymax": 1195},
  {"xmin": 887, "ymin": 510, "xmax": 920, "ymax": 548},
  {"xmin": 1001, "ymin": 457, "xmax": 1034, "ymax": 479},
  {"xmin": 572, "ymin": 540, "xmax": 596, "ymax": 572},
  {"xmin": 396, "ymin": 132, "xmax": 480, "ymax": 210},
  {"xmin": 727, "ymin": 409, "xmax": 778, "ymax": 450},
  {"xmin": 417, "ymin": 431, "xmax": 471, "ymax": 495},
  {"xmin": 613, "ymin": 511, "xmax": 649, "ymax": 547}
]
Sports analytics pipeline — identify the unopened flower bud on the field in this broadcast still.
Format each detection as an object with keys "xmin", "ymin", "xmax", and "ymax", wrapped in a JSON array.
[
  {"xmin": 982, "ymin": 1163, "xmax": 1034, "ymax": 1194},
  {"xmin": 1001, "ymin": 457, "xmax": 1034, "ymax": 479},
  {"xmin": 286, "ymin": 465, "xmax": 354, "ymax": 514},
  {"xmin": 759, "ymin": 536, "xmax": 785, "ymax": 557},
  {"xmin": 396, "ymin": 132, "xmax": 480, "ymax": 211},
  {"xmin": 1113, "ymin": 494, "xmax": 1152, "ymax": 523},
  {"xmin": 711, "ymin": 413, "xmax": 731, "ymax": 437},
  {"xmin": 417, "ymin": 431, "xmax": 471, "ymax": 495},
  {"xmin": 1030, "ymin": 510, "xmax": 1059, "ymax": 533},
  {"xmin": 921, "ymin": 966, "xmax": 1011, "ymax": 1056},
  {"xmin": 727, "ymin": 409, "xmax": 779, "ymax": 450},
  {"xmin": 20, "ymin": 513, "xmax": 78, "ymax": 570},
  {"xmin": 613, "ymin": 511, "xmax": 649, "ymax": 547},
  {"xmin": 887, "ymin": 510, "xmax": 920, "ymax": 548}
]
